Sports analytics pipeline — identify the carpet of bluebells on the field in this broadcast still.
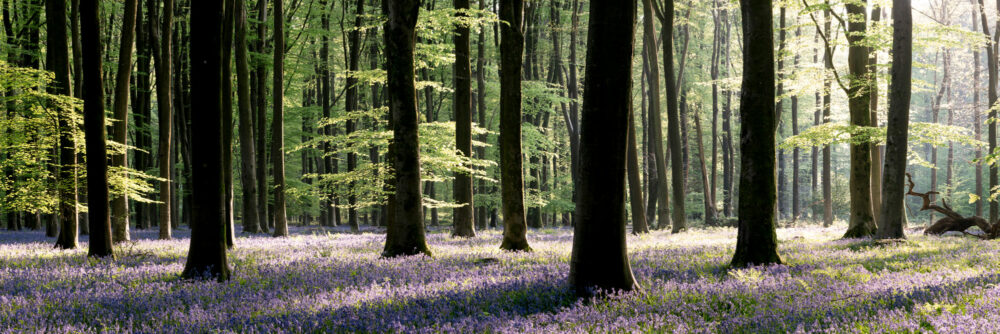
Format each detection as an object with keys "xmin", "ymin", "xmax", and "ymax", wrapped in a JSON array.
[{"xmin": 2, "ymin": 224, "xmax": 1000, "ymax": 333}]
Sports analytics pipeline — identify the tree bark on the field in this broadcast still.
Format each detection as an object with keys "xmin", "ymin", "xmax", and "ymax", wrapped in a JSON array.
[
  {"xmin": 876, "ymin": 0, "xmax": 911, "ymax": 239},
  {"xmin": 221, "ymin": 0, "xmax": 236, "ymax": 247},
  {"xmin": 822, "ymin": 8, "xmax": 833, "ymax": 227},
  {"xmin": 653, "ymin": 0, "xmax": 686, "ymax": 232},
  {"xmin": 452, "ymin": 0, "xmax": 475, "ymax": 237},
  {"xmin": 381, "ymin": 0, "xmax": 431, "ymax": 257},
  {"xmin": 235, "ymin": 0, "xmax": 259, "ymax": 234},
  {"xmin": 271, "ymin": 0, "xmax": 288, "ymax": 237},
  {"xmin": 255, "ymin": 0, "xmax": 270, "ymax": 233},
  {"xmin": 49, "ymin": 0, "xmax": 78, "ymax": 249},
  {"xmin": 973, "ymin": 1, "xmax": 984, "ymax": 217},
  {"xmin": 110, "ymin": 0, "xmax": 138, "ymax": 243},
  {"xmin": 627, "ymin": 110, "xmax": 649, "ymax": 234},
  {"xmin": 842, "ymin": 0, "xmax": 876, "ymax": 238},
  {"xmin": 498, "ymin": 0, "xmax": 531, "ymax": 251},
  {"xmin": 345, "ymin": 0, "xmax": 363, "ymax": 232},
  {"xmin": 182, "ymin": 0, "xmax": 231, "ymax": 281},
  {"xmin": 154, "ymin": 0, "xmax": 174, "ymax": 240},
  {"xmin": 81, "ymin": 0, "xmax": 113, "ymax": 258},
  {"xmin": 570, "ymin": 0, "xmax": 639, "ymax": 298},
  {"xmin": 641, "ymin": 0, "xmax": 670, "ymax": 230},
  {"xmin": 731, "ymin": 0, "xmax": 781, "ymax": 267}
]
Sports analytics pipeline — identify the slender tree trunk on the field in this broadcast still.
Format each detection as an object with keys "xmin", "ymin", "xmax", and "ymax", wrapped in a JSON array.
[
  {"xmin": 566, "ymin": 0, "xmax": 580, "ymax": 227},
  {"xmin": 731, "ymin": 0, "xmax": 781, "ymax": 267},
  {"xmin": 791, "ymin": 26, "xmax": 800, "ymax": 223},
  {"xmin": 694, "ymin": 108, "xmax": 716, "ymax": 226},
  {"xmin": 255, "ymin": 0, "xmax": 270, "ymax": 233},
  {"xmin": 235, "ymin": 0, "xmax": 259, "ymax": 234},
  {"xmin": 979, "ymin": 0, "xmax": 998, "ymax": 224},
  {"xmin": 345, "ymin": 0, "xmax": 363, "ymax": 232},
  {"xmin": 974, "ymin": 1, "xmax": 984, "ymax": 217},
  {"xmin": 452, "ymin": 0, "xmax": 475, "ymax": 237},
  {"xmin": 876, "ymin": 0, "xmax": 911, "ymax": 239},
  {"xmin": 221, "ymin": 0, "xmax": 236, "ymax": 246},
  {"xmin": 81, "ymin": 0, "xmax": 113, "ymax": 258},
  {"xmin": 475, "ymin": 2, "xmax": 488, "ymax": 230},
  {"xmin": 655, "ymin": 0, "xmax": 686, "ymax": 232},
  {"xmin": 498, "ymin": 0, "xmax": 531, "ymax": 251},
  {"xmin": 627, "ymin": 110, "xmax": 649, "ymax": 234},
  {"xmin": 869, "ymin": 4, "xmax": 882, "ymax": 226},
  {"xmin": 822, "ymin": 9, "xmax": 833, "ymax": 227},
  {"xmin": 270, "ymin": 0, "xmax": 288, "ymax": 237},
  {"xmin": 641, "ymin": 0, "xmax": 670, "ymax": 230},
  {"xmin": 49, "ymin": 0, "xmax": 78, "ymax": 249},
  {"xmin": 183, "ymin": 0, "xmax": 231, "ymax": 281},
  {"xmin": 570, "ymin": 0, "xmax": 639, "ymax": 298},
  {"xmin": 153, "ymin": 0, "xmax": 174, "ymax": 240},
  {"xmin": 382, "ymin": 0, "xmax": 431, "ymax": 257},
  {"xmin": 111, "ymin": 0, "xmax": 138, "ymax": 243}
]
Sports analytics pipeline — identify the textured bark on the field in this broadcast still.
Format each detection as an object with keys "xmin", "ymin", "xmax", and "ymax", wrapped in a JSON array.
[
  {"xmin": 111, "ymin": 0, "xmax": 138, "ymax": 244},
  {"xmin": 641, "ymin": 0, "xmax": 670, "ymax": 229},
  {"xmin": 49, "ymin": 0, "xmax": 78, "ymax": 249},
  {"xmin": 452, "ymin": 0, "xmax": 475, "ymax": 237},
  {"xmin": 235, "ymin": 0, "xmax": 259, "ymax": 234},
  {"xmin": 182, "ymin": 0, "xmax": 231, "ymax": 281},
  {"xmin": 821, "ymin": 9, "xmax": 833, "ymax": 227},
  {"xmin": 570, "ymin": 0, "xmax": 639, "ymax": 298},
  {"xmin": 694, "ymin": 110, "xmax": 716, "ymax": 226},
  {"xmin": 81, "ymin": 0, "xmax": 113, "ymax": 258},
  {"xmin": 255, "ymin": 0, "xmax": 270, "ymax": 233},
  {"xmin": 731, "ymin": 0, "xmax": 781, "ymax": 268},
  {"xmin": 382, "ymin": 0, "xmax": 431, "ymax": 257},
  {"xmin": 271, "ymin": 0, "xmax": 289, "ymax": 237},
  {"xmin": 842, "ymin": 1, "xmax": 876, "ymax": 239},
  {"xmin": 869, "ymin": 5, "xmax": 882, "ymax": 226},
  {"xmin": 498, "ymin": 0, "xmax": 531, "ymax": 251},
  {"xmin": 566, "ymin": 0, "xmax": 580, "ymax": 227},
  {"xmin": 876, "ymin": 0, "xmax": 911, "ymax": 240},
  {"xmin": 475, "ymin": 1, "xmax": 488, "ymax": 231}
]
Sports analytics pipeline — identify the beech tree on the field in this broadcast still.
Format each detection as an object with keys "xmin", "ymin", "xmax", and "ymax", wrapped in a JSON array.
[
  {"xmin": 730, "ymin": 0, "xmax": 780, "ymax": 267},
  {"xmin": 271, "ymin": 0, "xmax": 289, "ymax": 237},
  {"xmin": 48, "ymin": 0, "xmax": 77, "ymax": 250},
  {"xmin": 81, "ymin": 0, "xmax": 113, "ymax": 258},
  {"xmin": 498, "ymin": 0, "xmax": 531, "ymax": 251},
  {"xmin": 182, "ymin": 0, "xmax": 231, "ymax": 281},
  {"xmin": 154, "ymin": 0, "xmax": 174, "ymax": 240},
  {"xmin": 381, "ymin": 0, "xmax": 431, "ymax": 258},
  {"xmin": 569, "ymin": 0, "xmax": 638, "ymax": 298},
  {"xmin": 110, "ymin": 0, "xmax": 138, "ymax": 243},
  {"xmin": 876, "ymin": 0, "xmax": 912, "ymax": 239},
  {"xmin": 452, "ymin": 0, "xmax": 475, "ymax": 238}
]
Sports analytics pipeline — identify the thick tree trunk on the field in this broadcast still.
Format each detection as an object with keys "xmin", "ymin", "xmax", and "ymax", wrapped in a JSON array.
[
  {"xmin": 570, "ymin": 0, "xmax": 639, "ymax": 298},
  {"xmin": 182, "ymin": 0, "xmax": 231, "ymax": 281},
  {"xmin": 498, "ymin": 0, "xmax": 531, "ymax": 251},
  {"xmin": 452, "ymin": 0, "xmax": 475, "ymax": 237},
  {"xmin": 111, "ymin": 0, "xmax": 138, "ymax": 243},
  {"xmin": 731, "ymin": 0, "xmax": 781, "ymax": 267},
  {"xmin": 842, "ymin": 1, "xmax": 876, "ymax": 238},
  {"xmin": 876, "ymin": 0, "xmax": 911, "ymax": 239},
  {"xmin": 49, "ymin": 0, "xmax": 78, "ymax": 249},
  {"xmin": 81, "ymin": 0, "xmax": 113, "ymax": 258},
  {"xmin": 235, "ymin": 0, "xmax": 259, "ymax": 234},
  {"xmin": 271, "ymin": 0, "xmax": 288, "ymax": 237},
  {"xmin": 382, "ymin": 0, "xmax": 431, "ymax": 257}
]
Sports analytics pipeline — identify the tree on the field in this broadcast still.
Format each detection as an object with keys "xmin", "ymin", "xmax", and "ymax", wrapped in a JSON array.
[
  {"xmin": 977, "ymin": 0, "xmax": 998, "ymax": 224},
  {"xmin": 182, "ymin": 0, "xmax": 231, "ymax": 281},
  {"xmin": 221, "ymin": 0, "xmax": 237, "ymax": 247},
  {"xmin": 730, "ymin": 0, "xmax": 781, "ymax": 268},
  {"xmin": 345, "ymin": 0, "xmax": 363, "ymax": 232},
  {"xmin": 641, "ymin": 0, "xmax": 670, "ymax": 230},
  {"xmin": 381, "ymin": 0, "xmax": 431, "ymax": 258},
  {"xmin": 110, "ymin": 0, "xmax": 138, "ymax": 243},
  {"xmin": 841, "ymin": 0, "xmax": 876, "ymax": 238},
  {"xmin": 271, "ymin": 0, "xmax": 289, "ymax": 237},
  {"xmin": 569, "ymin": 0, "xmax": 639, "ymax": 298},
  {"xmin": 498, "ymin": 0, "xmax": 531, "ymax": 251},
  {"xmin": 652, "ymin": 0, "xmax": 685, "ymax": 232},
  {"xmin": 876, "ymin": 0, "xmax": 911, "ymax": 239},
  {"xmin": 154, "ymin": 0, "xmax": 174, "ymax": 240},
  {"xmin": 452, "ymin": 0, "xmax": 475, "ymax": 238},
  {"xmin": 627, "ymin": 110, "xmax": 649, "ymax": 234},
  {"xmin": 235, "ymin": 0, "xmax": 259, "ymax": 234},
  {"xmin": 48, "ymin": 0, "xmax": 78, "ymax": 250},
  {"xmin": 81, "ymin": 0, "xmax": 113, "ymax": 258}
]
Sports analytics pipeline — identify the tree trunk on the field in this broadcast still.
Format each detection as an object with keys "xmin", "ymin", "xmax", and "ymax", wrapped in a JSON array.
[
  {"xmin": 221, "ymin": 0, "xmax": 236, "ymax": 247},
  {"xmin": 641, "ymin": 0, "xmax": 670, "ymax": 230},
  {"xmin": 822, "ymin": 9, "xmax": 833, "ymax": 227},
  {"xmin": 627, "ymin": 110, "xmax": 649, "ymax": 234},
  {"xmin": 694, "ymin": 108, "xmax": 716, "ymax": 226},
  {"xmin": 49, "ymin": 0, "xmax": 78, "ymax": 249},
  {"xmin": 876, "ymin": 0, "xmax": 911, "ymax": 239},
  {"xmin": 235, "ymin": 0, "xmax": 259, "ymax": 234},
  {"xmin": 979, "ymin": 0, "xmax": 999, "ymax": 224},
  {"xmin": 869, "ymin": 4, "xmax": 882, "ymax": 227},
  {"xmin": 452, "ymin": 0, "xmax": 475, "ymax": 237},
  {"xmin": 566, "ymin": 0, "xmax": 580, "ymax": 227},
  {"xmin": 974, "ymin": 1, "xmax": 984, "ymax": 218},
  {"xmin": 81, "ymin": 0, "xmax": 113, "ymax": 258},
  {"xmin": 570, "ymin": 0, "xmax": 639, "ymax": 298},
  {"xmin": 182, "ymin": 0, "xmax": 231, "ymax": 281},
  {"xmin": 791, "ymin": 26, "xmax": 800, "ymax": 223},
  {"xmin": 270, "ymin": 0, "xmax": 288, "ymax": 237},
  {"xmin": 345, "ymin": 0, "xmax": 363, "ymax": 232},
  {"xmin": 731, "ymin": 0, "xmax": 781, "ymax": 267},
  {"xmin": 842, "ymin": 1, "xmax": 876, "ymax": 238},
  {"xmin": 382, "ymin": 0, "xmax": 431, "ymax": 257},
  {"xmin": 498, "ymin": 0, "xmax": 531, "ymax": 251},
  {"xmin": 656, "ymin": 0, "xmax": 686, "ymax": 232},
  {"xmin": 153, "ymin": 0, "xmax": 174, "ymax": 240},
  {"xmin": 111, "ymin": 0, "xmax": 138, "ymax": 244},
  {"xmin": 255, "ymin": 0, "xmax": 270, "ymax": 233}
]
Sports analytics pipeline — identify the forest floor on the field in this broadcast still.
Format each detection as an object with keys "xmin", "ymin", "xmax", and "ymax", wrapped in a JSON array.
[{"xmin": 1, "ymin": 223, "xmax": 998, "ymax": 333}]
